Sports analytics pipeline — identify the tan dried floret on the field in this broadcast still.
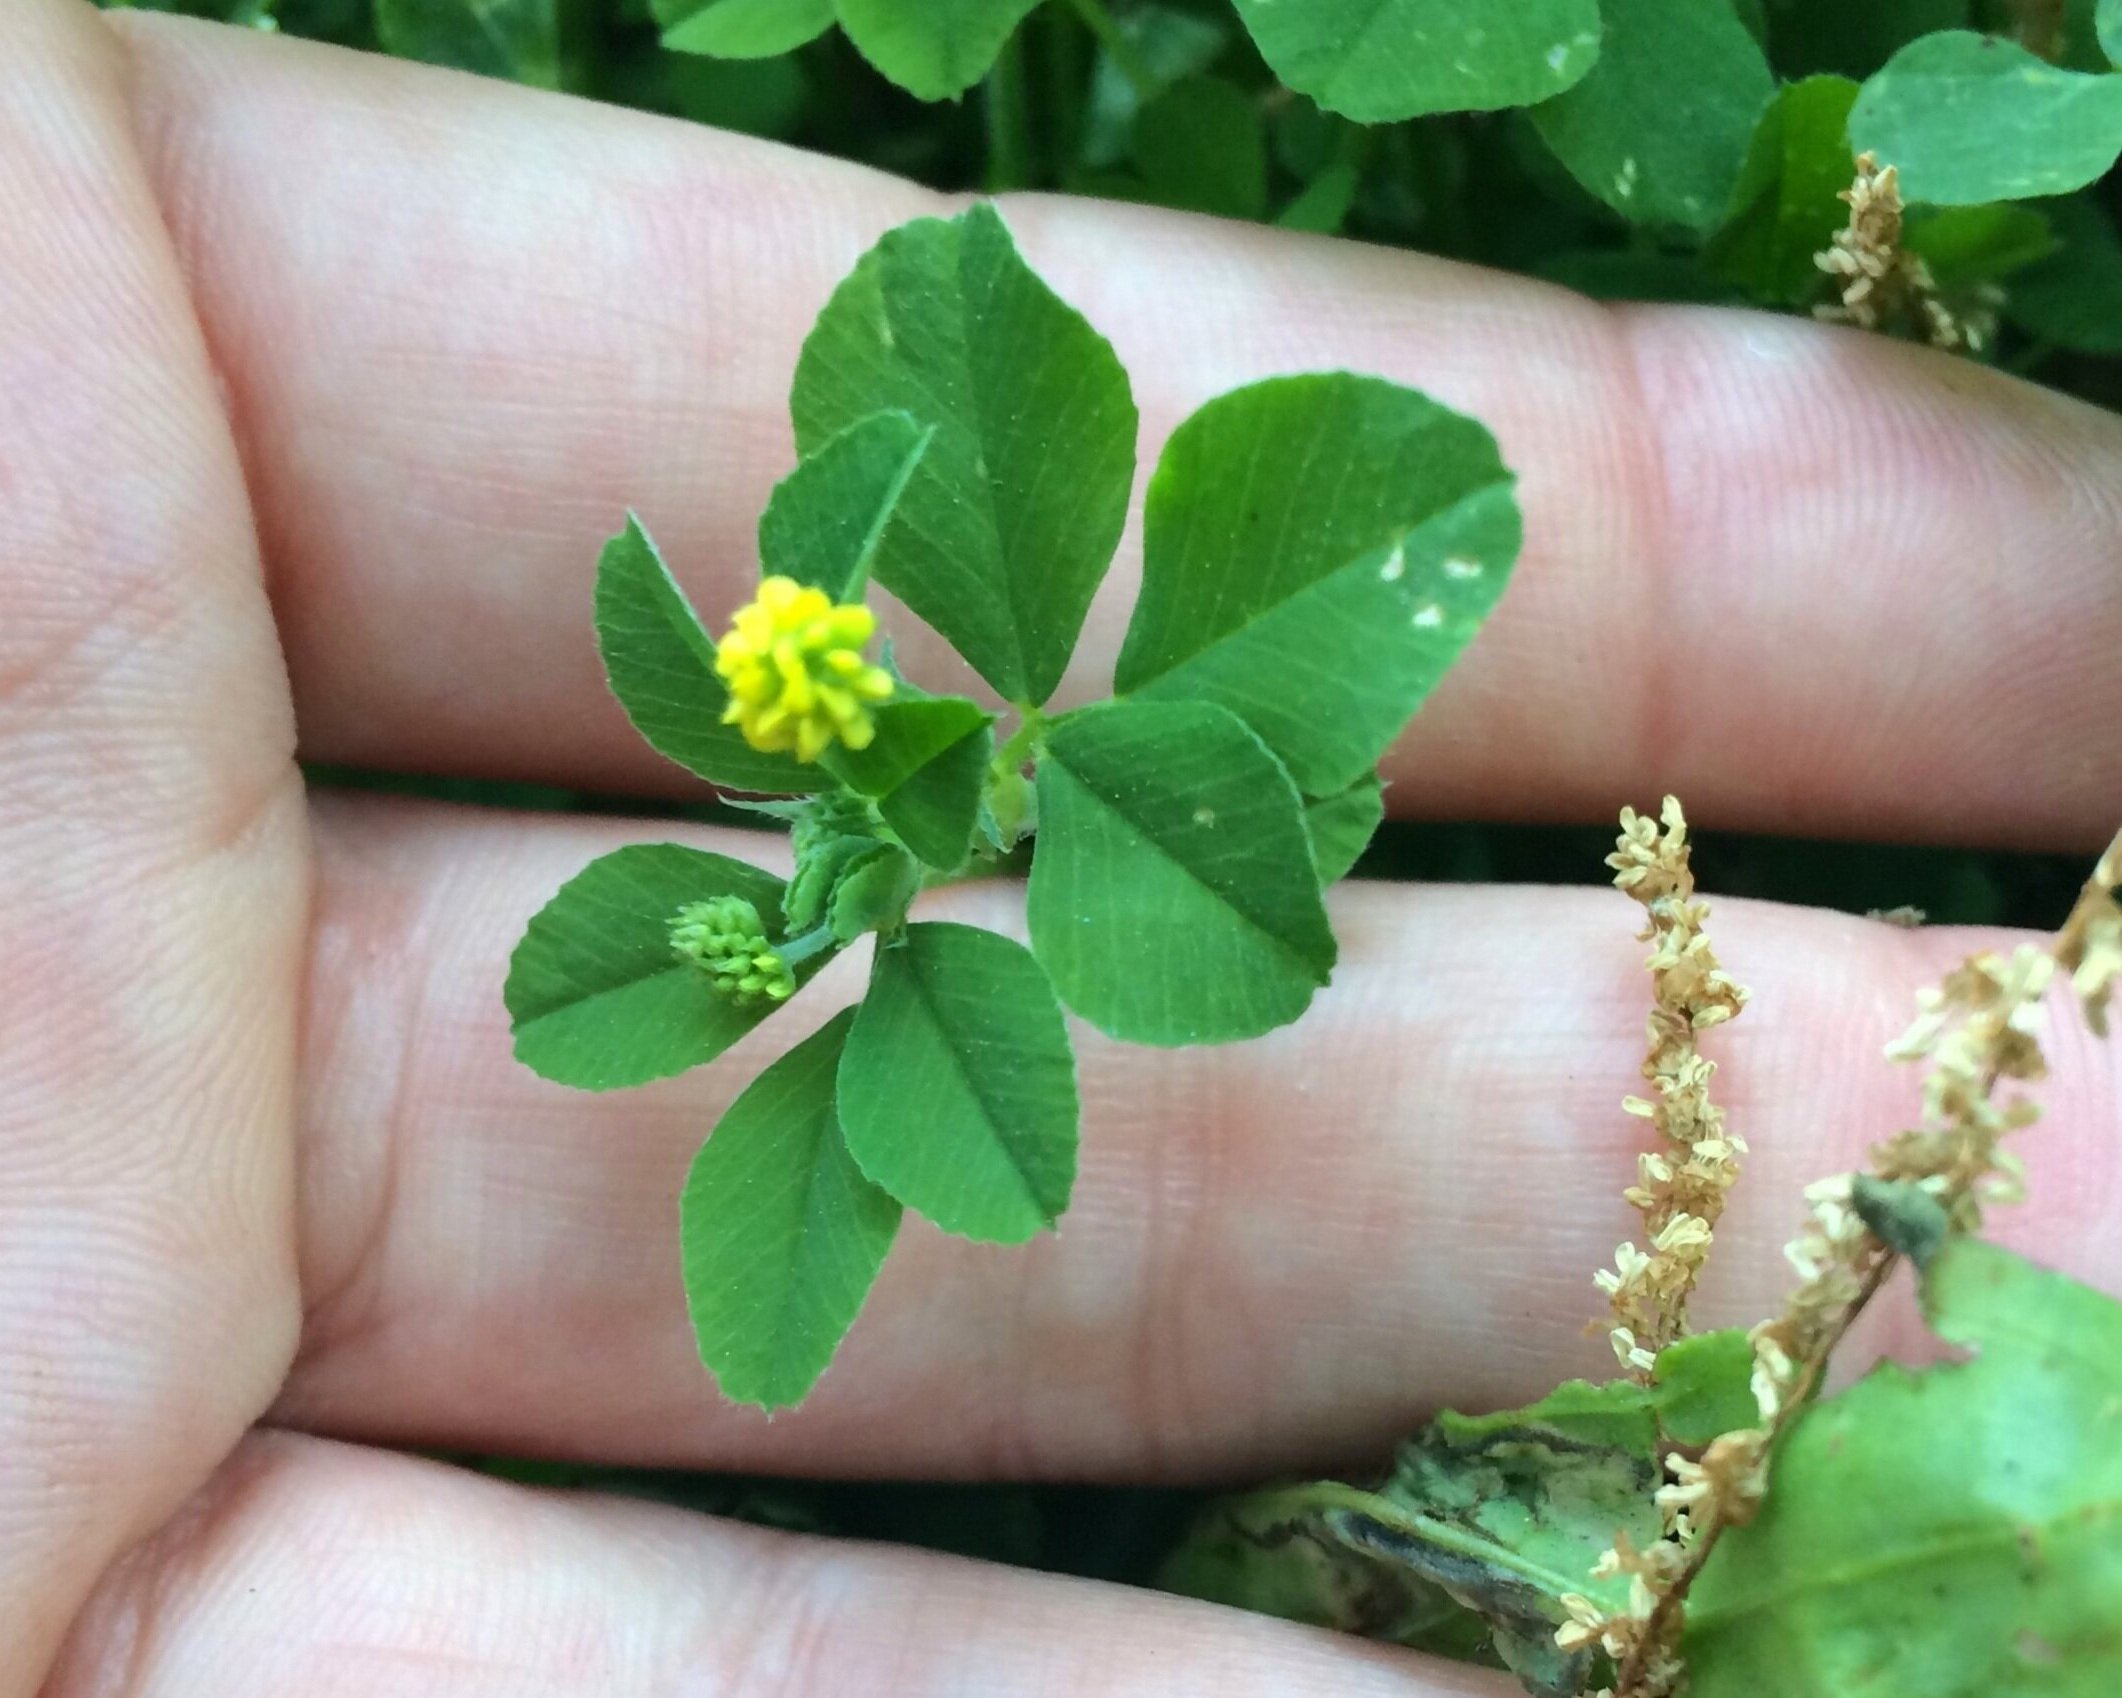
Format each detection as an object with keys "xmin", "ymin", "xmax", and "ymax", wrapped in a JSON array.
[{"xmin": 1815, "ymin": 152, "xmax": 1997, "ymax": 354}]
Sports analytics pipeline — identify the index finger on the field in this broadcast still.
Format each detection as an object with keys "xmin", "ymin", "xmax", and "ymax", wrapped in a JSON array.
[{"xmin": 122, "ymin": 17, "xmax": 2122, "ymax": 849}]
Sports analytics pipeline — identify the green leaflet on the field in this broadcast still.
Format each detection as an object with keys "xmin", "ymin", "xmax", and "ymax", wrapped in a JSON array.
[
  {"xmin": 1117, "ymin": 374, "xmax": 1519, "ymax": 796},
  {"xmin": 1528, "ymin": 0, "xmax": 1776, "ymax": 230},
  {"xmin": 791, "ymin": 205, "xmax": 1137, "ymax": 705},
  {"xmin": 2103, "ymin": 0, "xmax": 2122, "ymax": 67},
  {"xmin": 374, "ymin": 0, "xmax": 561, "ymax": 87},
  {"xmin": 594, "ymin": 516, "xmax": 822, "ymax": 795},
  {"xmin": 1305, "ymin": 773, "xmax": 1386, "ymax": 886},
  {"xmin": 834, "ymin": 0, "xmax": 1043, "ymax": 100},
  {"xmin": 838, "ymin": 922, "xmax": 1078, "ymax": 1243},
  {"xmin": 1028, "ymin": 700, "xmax": 1336, "ymax": 1045},
  {"xmin": 1650, "ymin": 1328, "xmax": 1759, "ymax": 1445},
  {"xmin": 655, "ymin": 0, "xmax": 832, "ymax": 56},
  {"xmin": 506, "ymin": 845, "xmax": 834, "ymax": 1089},
  {"xmin": 1904, "ymin": 203, "xmax": 2060, "ymax": 286},
  {"xmin": 821, "ymin": 696, "xmax": 995, "ymax": 871},
  {"xmin": 1133, "ymin": 77, "xmax": 1270, "ymax": 221},
  {"xmin": 758, "ymin": 410, "xmax": 933, "ymax": 601},
  {"xmin": 1229, "ymin": 0, "xmax": 1602, "ymax": 122},
  {"xmin": 1706, "ymin": 76, "xmax": 1862, "ymax": 306},
  {"xmin": 1688, "ymin": 1240, "xmax": 2122, "ymax": 1696},
  {"xmin": 825, "ymin": 842, "xmax": 920, "ymax": 941},
  {"xmin": 1850, "ymin": 32, "xmax": 2122, "ymax": 205},
  {"xmin": 681, "ymin": 1007, "xmax": 901, "ymax": 1410}
]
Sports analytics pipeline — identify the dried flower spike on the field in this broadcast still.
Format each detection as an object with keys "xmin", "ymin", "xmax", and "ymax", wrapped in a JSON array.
[
  {"xmin": 1815, "ymin": 152, "xmax": 1996, "ymax": 355},
  {"xmin": 1599, "ymin": 797, "xmax": 1750, "ymax": 1374}
]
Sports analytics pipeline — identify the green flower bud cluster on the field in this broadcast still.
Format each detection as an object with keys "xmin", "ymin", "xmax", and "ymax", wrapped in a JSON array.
[{"xmin": 670, "ymin": 896, "xmax": 795, "ymax": 1007}]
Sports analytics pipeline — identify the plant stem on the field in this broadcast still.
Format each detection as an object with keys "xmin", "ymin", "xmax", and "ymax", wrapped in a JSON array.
[
  {"xmin": 1062, "ymin": 0, "xmax": 1159, "ymax": 103},
  {"xmin": 984, "ymin": 31, "xmax": 1036, "ymax": 193},
  {"xmin": 992, "ymin": 702, "xmax": 1047, "ymax": 773}
]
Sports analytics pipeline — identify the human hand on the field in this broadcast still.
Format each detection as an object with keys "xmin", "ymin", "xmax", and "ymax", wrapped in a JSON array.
[{"xmin": 8, "ymin": 5, "xmax": 2119, "ymax": 1691}]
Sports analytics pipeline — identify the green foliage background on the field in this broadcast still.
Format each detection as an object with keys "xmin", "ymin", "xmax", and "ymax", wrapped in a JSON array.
[{"xmin": 120, "ymin": 0, "xmax": 2115, "ymax": 1646}]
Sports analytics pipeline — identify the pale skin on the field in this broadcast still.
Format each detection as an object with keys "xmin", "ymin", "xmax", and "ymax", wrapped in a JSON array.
[{"xmin": 5, "ymin": 3, "xmax": 2120, "ymax": 1691}]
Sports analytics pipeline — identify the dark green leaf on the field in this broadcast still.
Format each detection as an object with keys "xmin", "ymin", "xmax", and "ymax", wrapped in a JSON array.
[
  {"xmin": 1537, "ymin": 248, "xmax": 1748, "ymax": 302},
  {"xmin": 1116, "ymin": 374, "xmax": 1520, "ymax": 796},
  {"xmin": 1078, "ymin": 2, "xmax": 1231, "ymax": 169},
  {"xmin": 594, "ymin": 516, "xmax": 822, "ymax": 795},
  {"xmin": 1904, "ymin": 203, "xmax": 2060, "ymax": 285},
  {"xmin": 1170, "ymin": 1379, "xmax": 1666, "ymax": 1698},
  {"xmin": 2009, "ymin": 195, "xmax": 2122, "ymax": 352},
  {"xmin": 1230, "ymin": 0, "xmax": 1603, "ymax": 123},
  {"xmin": 1277, "ymin": 159, "xmax": 1363, "ymax": 234},
  {"xmin": 1651, "ymin": 1328, "xmax": 1759, "ymax": 1444},
  {"xmin": 822, "ymin": 696, "xmax": 995, "ymax": 870},
  {"xmin": 1761, "ymin": 0, "xmax": 1970, "ymax": 81},
  {"xmin": 1159, "ymin": 1482, "xmax": 1503, "ymax": 1670},
  {"xmin": 758, "ymin": 411, "xmax": 933, "ymax": 601},
  {"xmin": 826, "ymin": 842, "xmax": 920, "ymax": 941},
  {"xmin": 1529, "ymin": 0, "xmax": 1776, "ymax": 230},
  {"xmin": 832, "ymin": 0, "xmax": 1043, "ymax": 101},
  {"xmin": 1849, "ymin": 31, "xmax": 2122, "ymax": 205},
  {"xmin": 1689, "ymin": 1240, "xmax": 2122, "ymax": 1695},
  {"xmin": 507, "ymin": 845, "xmax": 833, "ymax": 1089},
  {"xmin": 1134, "ymin": 77, "xmax": 1269, "ymax": 221},
  {"xmin": 1706, "ymin": 76, "xmax": 1861, "ymax": 305},
  {"xmin": 681, "ymin": 1007, "xmax": 900, "ymax": 1410},
  {"xmin": 791, "ymin": 204, "xmax": 1137, "ymax": 704},
  {"xmin": 375, "ymin": 0, "xmax": 561, "ymax": 86},
  {"xmin": 656, "ymin": 0, "xmax": 832, "ymax": 56},
  {"xmin": 838, "ymin": 922, "xmax": 1077, "ymax": 1242},
  {"xmin": 1028, "ymin": 700, "xmax": 1335, "ymax": 1045},
  {"xmin": 1305, "ymin": 774, "xmax": 1386, "ymax": 885}
]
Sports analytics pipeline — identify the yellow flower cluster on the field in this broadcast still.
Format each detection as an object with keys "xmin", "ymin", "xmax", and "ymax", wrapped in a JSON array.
[{"xmin": 715, "ymin": 577, "xmax": 894, "ymax": 762}]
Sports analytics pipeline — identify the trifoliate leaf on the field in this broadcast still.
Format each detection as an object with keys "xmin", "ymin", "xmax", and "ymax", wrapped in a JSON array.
[
  {"xmin": 1687, "ymin": 1239, "xmax": 2122, "ymax": 1696},
  {"xmin": 1850, "ymin": 31, "xmax": 2122, "ymax": 205},
  {"xmin": 1228, "ymin": 0, "xmax": 1602, "ymax": 123},
  {"xmin": 822, "ymin": 696, "xmax": 995, "ymax": 871},
  {"xmin": 375, "ymin": 0, "xmax": 561, "ymax": 87},
  {"xmin": 1028, "ymin": 700, "xmax": 1335, "ymax": 1044},
  {"xmin": 594, "ymin": 516, "xmax": 822, "ymax": 795},
  {"xmin": 838, "ymin": 922, "xmax": 1077, "ymax": 1242},
  {"xmin": 681, "ymin": 1007, "xmax": 900, "ymax": 1410},
  {"xmin": 832, "ymin": 0, "xmax": 1043, "ymax": 102},
  {"xmin": 1706, "ymin": 76, "xmax": 1862, "ymax": 306},
  {"xmin": 507, "ymin": 845, "xmax": 835, "ymax": 1089},
  {"xmin": 655, "ymin": 0, "xmax": 832, "ymax": 57},
  {"xmin": 792, "ymin": 204, "xmax": 1137, "ymax": 704},
  {"xmin": 1133, "ymin": 77, "xmax": 1269, "ymax": 221},
  {"xmin": 1528, "ymin": 0, "xmax": 1776, "ymax": 230},
  {"xmin": 1305, "ymin": 773, "xmax": 1386, "ymax": 885},
  {"xmin": 1116, "ymin": 374, "xmax": 1519, "ymax": 796},
  {"xmin": 758, "ymin": 410, "xmax": 932, "ymax": 601}
]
